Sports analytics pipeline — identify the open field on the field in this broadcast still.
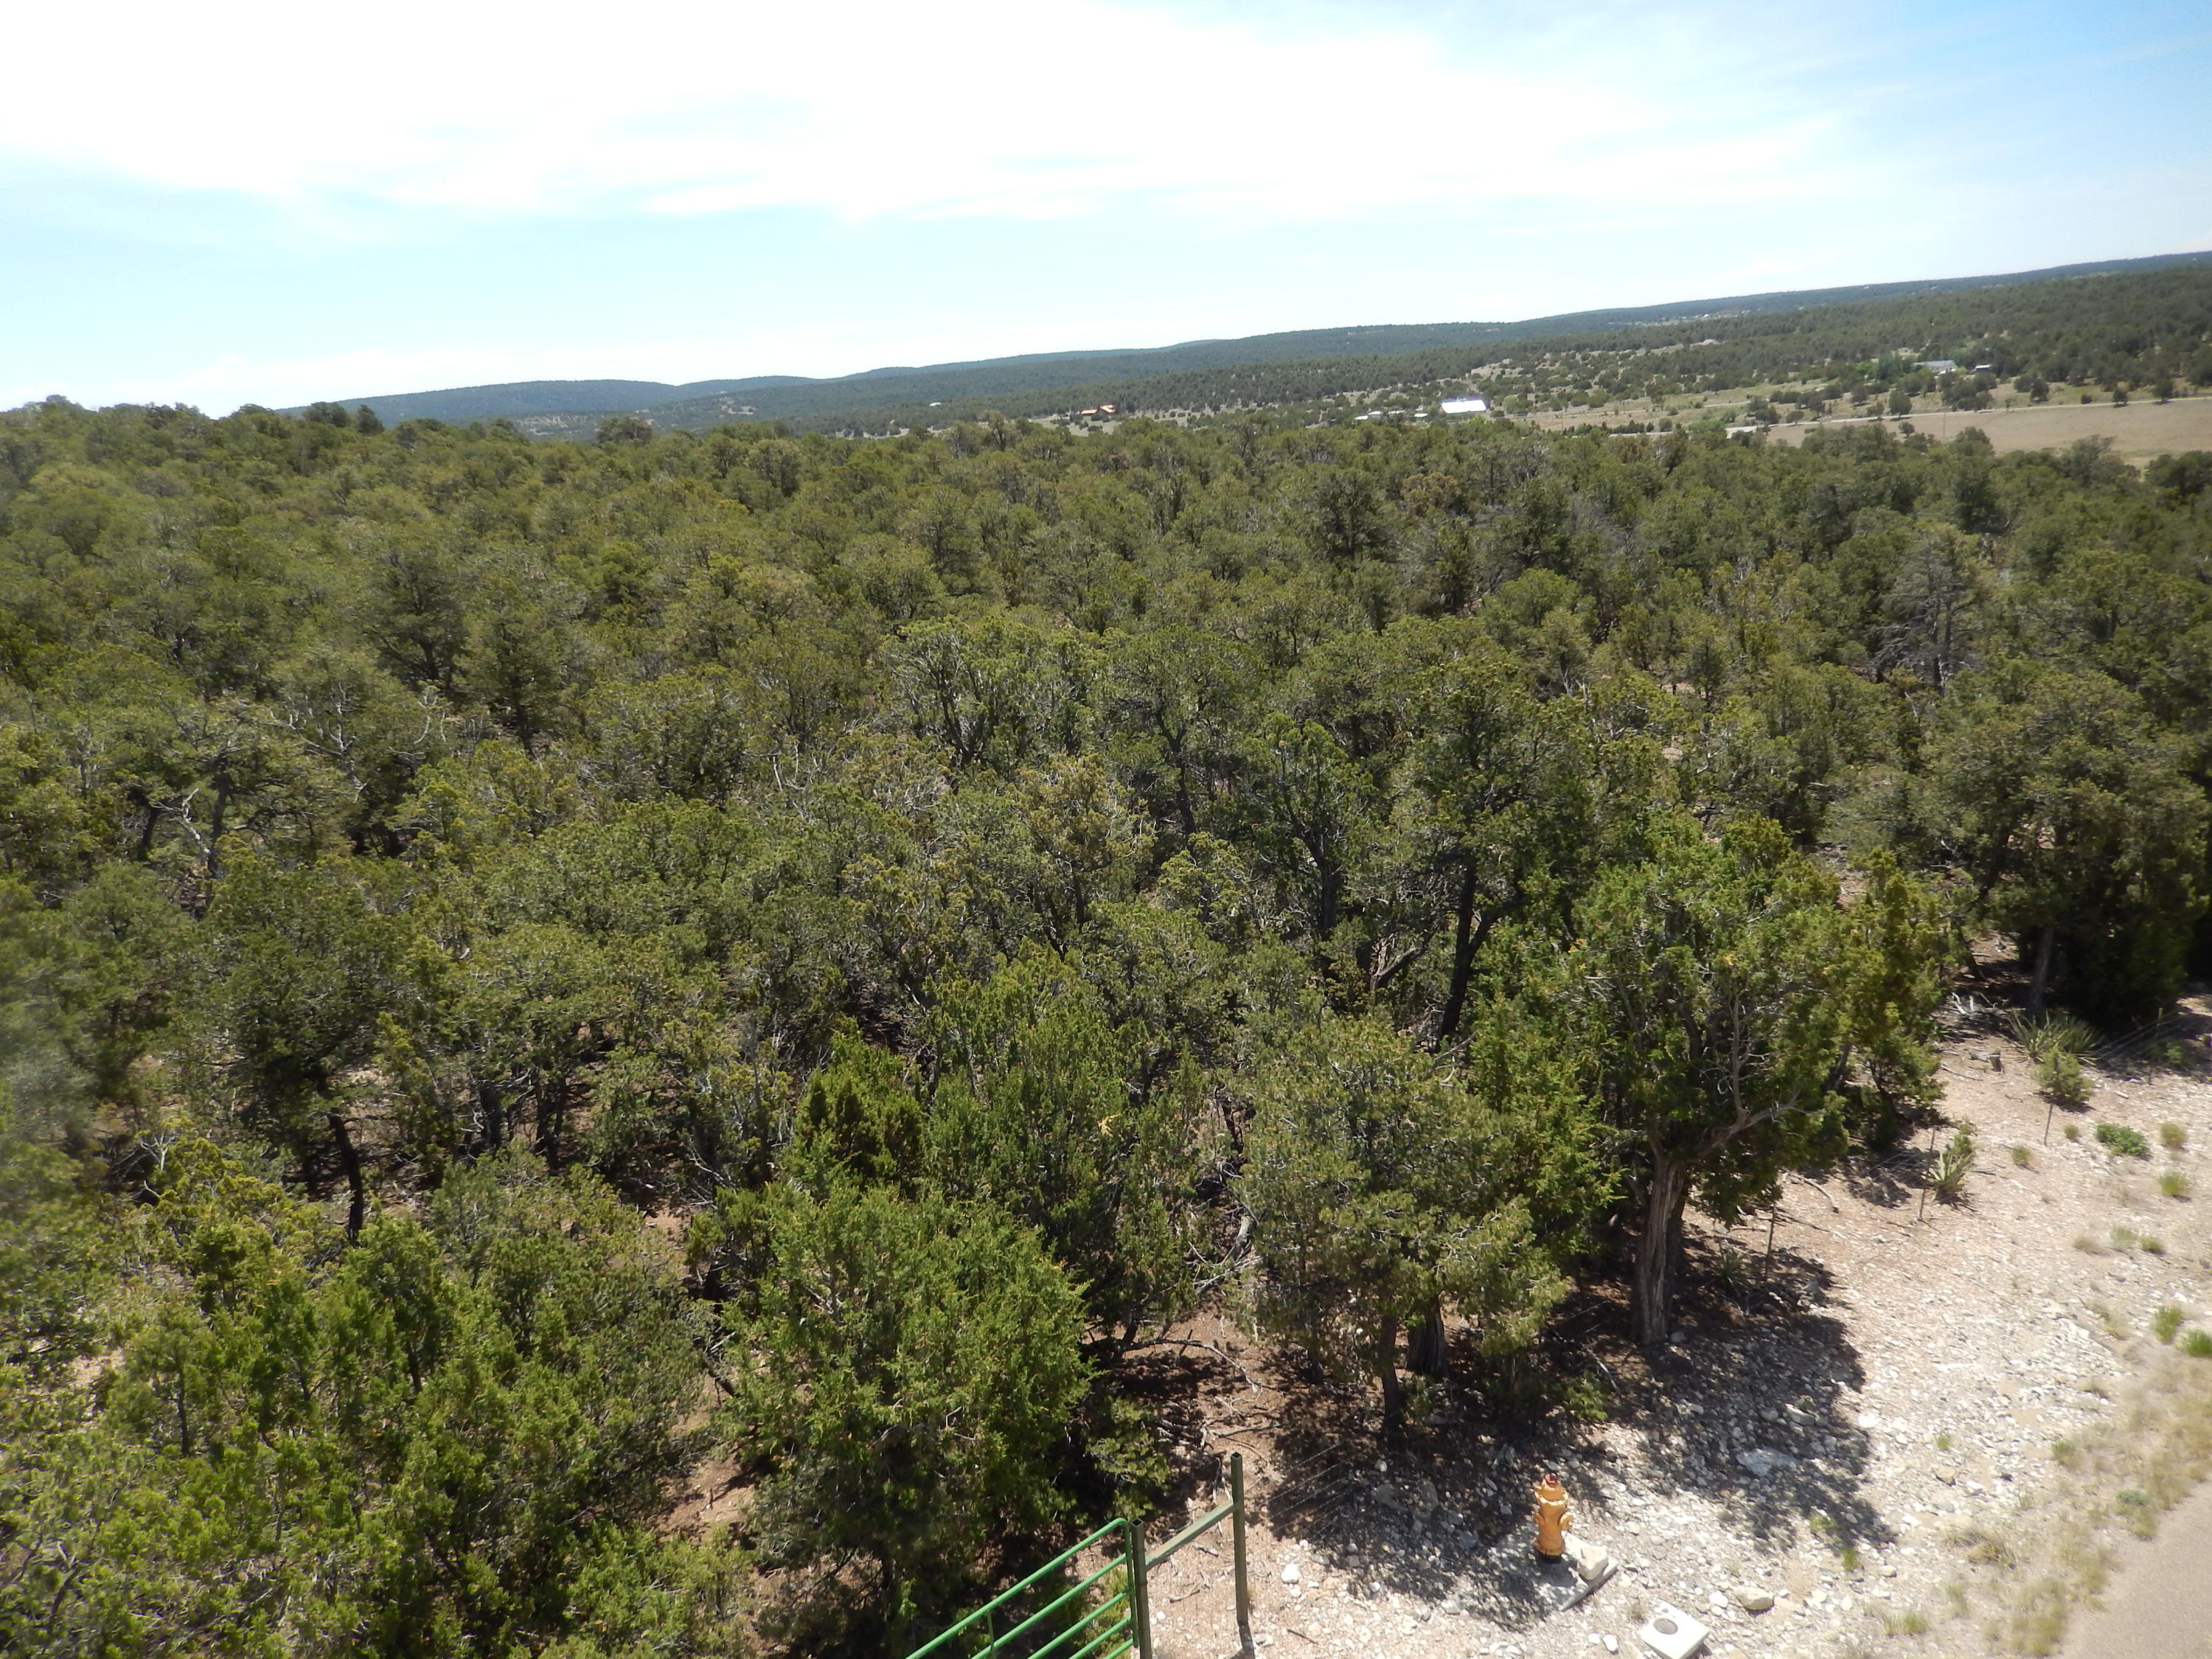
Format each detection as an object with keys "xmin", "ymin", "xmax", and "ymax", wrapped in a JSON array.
[
  {"xmin": 1763, "ymin": 397, "xmax": 2212, "ymax": 463},
  {"xmin": 1528, "ymin": 394, "xmax": 2212, "ymax": 465},
  {"xmin": 1127, "ymin": 976, "xmax": 2212, "ymax": 1659}
]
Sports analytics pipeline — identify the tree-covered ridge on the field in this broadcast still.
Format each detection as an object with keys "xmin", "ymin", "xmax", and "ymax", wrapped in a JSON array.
[
  {"xmin": 2, "ymin": 392, "xmax": 2209, "ymax": 1655},
  {"xmin": 314, "ymin": 251, "xmax": 2212, "ymax": 437},
  {"xmin": 442, "ymin": 258, "xmax": 2212, "ymax": 437}
]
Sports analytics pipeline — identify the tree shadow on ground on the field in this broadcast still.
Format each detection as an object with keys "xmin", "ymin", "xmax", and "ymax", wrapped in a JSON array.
[{"xmin": 1188, "ymin": 1238, "xmax": 1889, "ymax": 1634}]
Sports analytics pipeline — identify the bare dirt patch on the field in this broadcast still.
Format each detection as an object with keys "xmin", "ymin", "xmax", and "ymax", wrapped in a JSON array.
[{"xmin": 1137, "ymin": 987, "xmax": 2212, "ymax": 1659}]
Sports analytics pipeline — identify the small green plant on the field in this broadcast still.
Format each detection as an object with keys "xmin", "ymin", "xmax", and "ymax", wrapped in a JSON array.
[
  {"xmin": 2161, "ymin": 1171, "xmax": 2192, "ymax": 1198},
  {"xmin": 2158, "ymin": 1121, "xmax": 2187, "ymax": 1150},
  {"xmin": 2037, "ymin": 1050, "xmax": 2090, "ymax": 1109},
  {"xmin": 2148, "ymin": 1037, "xmax": 2196, "ymax": 1071},
  {"xmin": 2090, "ymin": 1300, "xmax": 2128, "ymax": 1338},
  {"xmin": 2051, "ymin": 1436, "xmax": 2081, "ymax": 1469},
  {"xmin": 2110, "ymin": 1225, "xmax": 2141, "ymax": 1251},
  {"xmin": 1881, "ymin": 1606, "xmax": 1931, "ymax": 1636},
  {"xmin": 1942, "ymin": 1577, "xmax": 1969, "ymax": 1617},
  {"xmin": 1558, "ymin": 1367, "xmax": 1611, "ymax": 1423},
  {"xmin": 2140, "ymin": 1234, "xmax": 2165, "ymax": 1255},
  {"xmin": 2152, "ymin": 1306, "xmax": 2185, "ymax": 1343},
  {"xmin": 2096, "ymin": 1123, "xmax": 2151, "ymax": 1158},
  {"xmin": 2064, "ymin": 1121, "xmax": 2081, "ymax": 1141},
  {"xmin": 1935, "ymin": 1430, "xmax": 1954, "ymax": 1452},
  {"xmin": 2184, "ymin": 1330, "xmax": 2212, "ymax": 1359},
  {"xmin": 1934, "ymin": 1124, "xmax": 1978, "ymax": 1200},
  {"xmin": 2010, "ymin": 1143, "xmax": 2034, "ymax": 1168},
  {"xmin": 1839, "ymin": 1543, "xmax": 1863, "ymax": 1573}
]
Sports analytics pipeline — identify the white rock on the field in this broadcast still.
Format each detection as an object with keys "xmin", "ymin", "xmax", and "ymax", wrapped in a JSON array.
[
  {"xmin": 1280, "ymin": 1562, "xmax": 1300, "ymax": 1585},
  {"xmin": 1604, "ymin": 1638, "xmax": 1620, "ymax": 1655},
  {"xmin": 1731, "ymin": 1586, "xmax": 1775, "ymax": 1613}
]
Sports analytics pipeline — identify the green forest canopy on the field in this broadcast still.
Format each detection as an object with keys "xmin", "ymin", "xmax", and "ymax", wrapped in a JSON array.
[{"xmin": 3, "ymin": 389, "xmax": 2210, "ymax": 1655}]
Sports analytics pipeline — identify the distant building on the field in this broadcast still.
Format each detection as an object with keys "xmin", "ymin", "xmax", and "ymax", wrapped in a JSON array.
[
  {"xmin": 1440, "ymin": 395, "xmax": 1489, "ymax": 414},
  {"xmin": 1917, "ymin": 359, "xmax": 1958, "ymax": 373}
]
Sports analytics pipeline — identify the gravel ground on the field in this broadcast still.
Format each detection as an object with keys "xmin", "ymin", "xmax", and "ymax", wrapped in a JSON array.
[{"xmin": 1144, "ymin": 997, "xmax": 2212, "ymax": 1659}]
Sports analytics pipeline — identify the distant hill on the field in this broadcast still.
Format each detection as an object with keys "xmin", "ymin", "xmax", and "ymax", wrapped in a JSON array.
[{"xmin": 302, "ymin": 249, "xmax": 2212, "ymax": 435}]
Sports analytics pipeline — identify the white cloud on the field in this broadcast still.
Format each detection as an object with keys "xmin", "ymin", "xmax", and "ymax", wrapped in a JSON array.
[{"xmin": 1, "ymin": 0, "xmax": 1865, "ymax": 226}]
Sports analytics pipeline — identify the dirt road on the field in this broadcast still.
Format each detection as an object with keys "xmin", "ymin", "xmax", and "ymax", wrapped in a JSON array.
[{"xmin": 2056, "ymin": 1478, "xmax": 2212, "ymax": 1659}]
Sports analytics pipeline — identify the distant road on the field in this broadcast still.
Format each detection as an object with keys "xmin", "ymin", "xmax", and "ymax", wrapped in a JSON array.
[
  {"xmin": 1762, "ymin": 396, "xmax": 2212, "ymax": 463},
  {"xmin": 2057, "ymin": 1478, "xmax": 2212, "ymax": 1659}
]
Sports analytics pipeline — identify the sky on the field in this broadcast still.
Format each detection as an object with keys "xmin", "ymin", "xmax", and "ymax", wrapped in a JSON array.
[{"xmin": 3, "ymin": 0, "xmax": 2208, "ymax": 413}]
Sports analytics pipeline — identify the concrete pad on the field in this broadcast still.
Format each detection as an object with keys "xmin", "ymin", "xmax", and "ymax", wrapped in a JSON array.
[{"xmin": 1636, "ymin": 1601, "xmax": 1709, "ymax": 1659}]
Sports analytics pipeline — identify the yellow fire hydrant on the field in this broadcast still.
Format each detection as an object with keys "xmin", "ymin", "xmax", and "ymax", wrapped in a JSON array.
[{"xmin": 1532, "ymin": 1472, "xmax": 1571, "ymax": 1559}]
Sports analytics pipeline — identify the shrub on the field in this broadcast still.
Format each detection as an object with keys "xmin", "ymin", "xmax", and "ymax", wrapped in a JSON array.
[
  {"xmin": 2184, "ymin": 1330, "xmax": 2212, "ymax": 1359},
  {"xmin": 2159, "ymin": 1171, "xmax": 2191, "ymax": 1199},
  {"xmin": 2152, "ymin": 1305, "xmax": 2185, "ymax": 1343},
  {"xmin": 2011, "ymin": 1144, "xmax": 2034, "ymax": 1168},
  {"xmin": 1882, "ymin": 1607, "xmax": 1931, "ymax": 1636},
  {"xmin": 2140, "ymin": 1234, "xmax": 2166, "ymax": 1255},
  {"xmin": 2159, "ymin": 1121, "xmax": 2187, "ymax": 1150},
  {"xmin": 2110, "ymin": 1225, "xmax": 2142, "ymax": 1251},
  {"xmin": 2037, "ymin": 1051, "xmax": 2090, "ymax": 1108},
  {"xmin": 2096, "ymin": 1122, "xmax": 2150, "ymax": 1158},
  {"xmin": 2017, "ymin": 1012, "xmax": 2096, "ymax": 1062},
  {"xmin": 1934, "ymin": 1124, "xmax": 1978, "ymax": 1200},
  {"xmin": 2064, "ymin": 1122, "xmax": 2082, "ymax": 1141}
]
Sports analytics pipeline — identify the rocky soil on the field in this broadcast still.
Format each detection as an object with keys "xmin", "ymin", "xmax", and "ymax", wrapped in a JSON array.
[{"xmin": 1140, "ymin": 993, "xmax": 2212, "ymax": 1659}]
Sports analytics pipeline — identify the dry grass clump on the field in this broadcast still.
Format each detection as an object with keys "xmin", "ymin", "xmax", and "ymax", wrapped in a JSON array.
[{"xmin": 1881, "ymin": 1604, "xmax": 1931, "ymax": 1635}]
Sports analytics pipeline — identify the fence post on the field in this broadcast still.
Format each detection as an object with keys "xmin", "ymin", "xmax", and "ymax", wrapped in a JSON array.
[
  {"xmin": 1230, "ymin": 1451, "xmax": 1251, "ymax": 1648},
  {"xmin": 1124, "ymin": 1515, "xmax": 1153, "ymax": 1659}
]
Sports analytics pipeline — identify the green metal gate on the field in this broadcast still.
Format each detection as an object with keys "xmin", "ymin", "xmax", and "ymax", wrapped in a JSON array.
[{"xmin": 902, "ymin": 1452, "xmax": 1251, "ymax": 1659}]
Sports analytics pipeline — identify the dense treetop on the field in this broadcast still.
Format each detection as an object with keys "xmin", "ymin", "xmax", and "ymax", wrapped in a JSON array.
[{"xmin": 2, "ymin": 390, "xmax": 2208, "ymax": 1654}]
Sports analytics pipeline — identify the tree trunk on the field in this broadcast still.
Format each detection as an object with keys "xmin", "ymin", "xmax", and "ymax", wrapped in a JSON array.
[
  {"xmin": 328, "ymin": 1110, "xmax": 366, "ymax": 1242},
  {"xmin": 1374, "ymin": 1314, "xmax": 1403, "ymax": 1438},
  {"xmin": 1436, "ymin": 863, "xmax": 1480, "ymax": 1044},
  {"xmin": 1409, "ymin": 1300, "xmax": 1449, "ymax": 1378},
  {"xmin": 1632, "ymin": 1156, "xmax": 1690, "ymax": 1348},
  {"xmin": 2027, "ymin": 924, "xmax": 2056, "ymax": 1015}
]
